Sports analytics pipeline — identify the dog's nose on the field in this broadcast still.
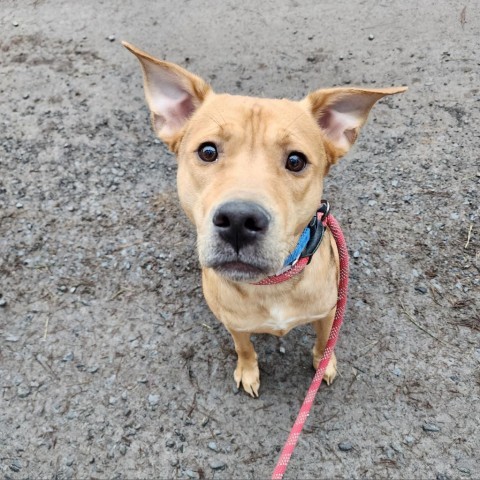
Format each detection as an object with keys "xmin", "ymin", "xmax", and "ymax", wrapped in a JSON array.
[{"xmin": 213, "ymin": 201, "xmax": 270, "ymax": 252}]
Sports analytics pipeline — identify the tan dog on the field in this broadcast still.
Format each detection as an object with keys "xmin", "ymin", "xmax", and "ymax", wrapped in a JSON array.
[{"xmin": 124, "ymin": 42, "xmax": 406, "ymax": 397}]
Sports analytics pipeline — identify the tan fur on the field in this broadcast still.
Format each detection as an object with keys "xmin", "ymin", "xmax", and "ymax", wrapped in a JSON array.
[{"xmin": 124, "ymin": 41, "xmax": 406, "ymax": 397}]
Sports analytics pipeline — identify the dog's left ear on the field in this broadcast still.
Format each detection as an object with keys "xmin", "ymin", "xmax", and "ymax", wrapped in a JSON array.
[
  {"xmin": 122, "ymin": 41, "xmax": 212, "ymax": 149},
  {"xmin": 303, "ymin": 86, "xmax": 407, "ymax": 162}
]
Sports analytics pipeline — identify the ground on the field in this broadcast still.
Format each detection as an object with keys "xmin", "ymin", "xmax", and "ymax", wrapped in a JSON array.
[{"xmin": 0, "ymin": 0, "xmax": 479, "ymax": 479}]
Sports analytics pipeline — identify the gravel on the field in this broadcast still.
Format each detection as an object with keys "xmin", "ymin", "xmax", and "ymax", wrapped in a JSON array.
[{"xmin": 0, "ymin": 1, "xmax": 478, "ymax": 479}]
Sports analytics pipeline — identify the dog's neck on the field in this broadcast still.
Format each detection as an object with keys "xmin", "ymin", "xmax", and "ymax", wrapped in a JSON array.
[{"xmin": 252, "ymin": 201, "xmax": 330, "ymax": 286}]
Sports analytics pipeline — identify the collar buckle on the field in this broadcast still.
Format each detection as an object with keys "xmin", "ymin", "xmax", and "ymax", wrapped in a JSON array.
[{"xmin": 300, "ymin": 200, "xmax": 330, "ymax": 264}]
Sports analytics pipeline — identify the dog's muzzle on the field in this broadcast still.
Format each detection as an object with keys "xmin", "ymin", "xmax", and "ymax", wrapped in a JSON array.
[{"xmin": 203, "ymin": 200, "xmax": 276, "ymax": 281}]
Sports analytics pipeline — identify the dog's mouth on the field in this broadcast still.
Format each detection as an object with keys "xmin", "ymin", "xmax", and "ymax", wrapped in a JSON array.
[{"xmin": 208, "ymin": 260, "xmax": 269, "ymax": 282}]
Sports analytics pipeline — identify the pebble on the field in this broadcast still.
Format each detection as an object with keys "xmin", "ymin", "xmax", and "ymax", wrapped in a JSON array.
[
  {"xmin": 9, "ymin": 459, "xmax": 21, "ymax": 472},
  {"xmin": 353, "ymin": 250, "xmax": 360, "ymax": 258},
  {"xmin": 392, "ymin": 367, "xmax": 402, "ymax": 376},
  {"xmin": 16, "ymin": 202, "xmax": 24, "ymax": 208},
  {"xmin": 185, "ymin": 470, "xmax": 199, "ymax": 479},
  {"xmin": 17, "ymin": 385, "xmax": 31, "ymax": 398},
  {"xmin": 119, "ymin": 444, "xmax": 127, "ymax": 455},
  {"xmin": 208, "ymin": 459, "xmax": 227, "ymax": 470},
  {"xmin": 6, "ymin": 334, "xmax": 19, "ymax": 342},
  {"xmin": 436, "ymin": 474, "xmax": 451, "ymax": 480},
  {"xmin": 415, "ymin": 286, "xmax": 428, "ymax": 294},
  {"xmin": 404, "ymin": 435, "xmax": 414, "ymax": 446},
  {"xmin": 109, "ymin": 396, "xmax": 117, "ymax": 405},
  {"xmin": 338, "ymin": 441, "xmax": 353, "ymax": 451},
  {"xmin": 201, "ymin": 417, "xmax": 209, "ymax": 427},
  {"xmin": 170, "ymin": 459, "xmax": 179, "ymax": 467},
  {"xmin": 0, "ymin": 298, "xmax": 7, "ymax": 307},
  {"xmin": 368, "ymin": 34, "xmax": 375, "ymax": 40},
  {"xmin": 208, "ymin": 441, "xmax": 218, "ymax": 451},
  {"xmin": 391, "ymin": 180, "xmax": 399, "ymax": 187},
  {"xmin": 166, "ymin": 439, "xmax": 175, "ymax": 448},
  {"xmin": 148, "ymin": 394, "xmax": 159, "ymax": 406},
  {"xmin": 23, "ymin": 93, "xmax": 30, "ymax": 99},
  {"xmin": 423, "ymin": 423, "xmax": 441, "ymax": 432},
  {"xmin": 107, "ymin": 35, "xmax": 116, "ymax": 42},
  {"xmin": 12, "ymin": 21, "xmax": 19, "ymax": 27},
  {"xmin": 278, "ymin": 345, "xmax": 286, "ymax": 354},
  {"xmin": 62, "ymin": 352, "xmax": 74, "ymax": 362}
]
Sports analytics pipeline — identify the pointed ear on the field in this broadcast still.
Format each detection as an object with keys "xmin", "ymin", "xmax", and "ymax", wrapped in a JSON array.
[
  {"xmin": 303, "ymin": 86, "xmax": 407, "ymax": 161},
  {"xmin": 122, "ymin": 41, "xmax": 212, "ymax": 147}
]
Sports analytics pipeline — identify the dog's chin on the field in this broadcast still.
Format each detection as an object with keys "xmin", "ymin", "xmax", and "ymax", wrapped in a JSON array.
[{"xmin": 210, "ymin": 261, "xmax": 268, "ymax": 283}]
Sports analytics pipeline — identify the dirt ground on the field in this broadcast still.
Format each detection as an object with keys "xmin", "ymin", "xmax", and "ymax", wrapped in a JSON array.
[{"xmin": 1, "ymin": 0, "xmax": 479, "ymax": 478}]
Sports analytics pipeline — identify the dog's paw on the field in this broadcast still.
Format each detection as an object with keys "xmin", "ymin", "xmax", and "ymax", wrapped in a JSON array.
[
  {"xmin": 234, "ymin": 361, "xmax": 260, "ymax": 398},
  {"xmin": 312, "ymin": 350, "xmax": 337, "ymax": 385}
]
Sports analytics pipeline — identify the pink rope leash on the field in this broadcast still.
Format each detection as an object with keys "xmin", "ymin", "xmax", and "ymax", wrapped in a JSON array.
[{"xmin": 271, "ymin": 214, "xmax": 349, "ymax": 480}]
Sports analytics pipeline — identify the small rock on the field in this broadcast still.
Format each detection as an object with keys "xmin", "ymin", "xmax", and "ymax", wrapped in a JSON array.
[
  {"xmin": 391, "ymin": 443, "xmax": 404, "ymax": 454},
  {"xmin": 109, "ymin": 396, "xmax": 117, "ymax": 405},
  {"xmin": 392, "ymin": 367, "xmax": 402, "ymax": 376},
  {"xmin": 185, "ymin": 470, "xmax": 199, "ymax": 479},
  {"xmin": 208, "ymin": 441, "xmax": 218, "ymax": 452},
  {"xmin": 415, "ymin": 286, "xmax": 428, "ymax": 294},
  {"xmin": 391, "ymin": 180, "xmax": 399, "ymax": 187},
  {"xmin": 166, "ymin": 439, "xmax": 175, "ymax": 448},
  {"xmin": 368, "ymin": 34, "xmax": 375, "ymax": 40},
  {"xmin": 23, "ymin": 93, "xmax": 30, "ymax": 99},
  {"xmin": 279, "ymin": 345, "xmax": 286, "ymax": 355},
  {"xmin": 148, "ymin": 394, "xmax": 159, "ymax": 406},
  {"xmin": 65, "ymin": 458, "xmax": 74, "ymax": 467},
  {"xmin": 353, "ymin": 251, "xmax": 360, "ymax": 258},
  {"xmin": 423, "ymin": 423, "xmax": 440, "ymax": 432},
  {"xmin": 16, "ymin": 202, "xmax": 24, "ymax": 208},
  {"xmin": 107, "ymin": 35, "xmax": 116, "ymax": 42},
  {"xmin": 404, "ymin": 435, "xmax": 415, "ymax": 446},
  {"xmin": 170, "ymin": 458, "xmax": 179, "ymax": 467},
  {"xmin": 457, "ymin": 467, "xmax": 470, "ymax": 474},
  {"xmin": 17, "ymin": 385, "xmax": 31, "ymax": 398},
  {"xmin": 0, "ymin": 298, "xmax": 7, "ymax": 307},
  {"xmin": 12, "ymin": 21, "xmax": 19, "ymax": 27},
  {"xmin": 201, "ymin": 417, "xmax": 209, "ymax": 427},
  {"xmin": 119, "ymin": 444, "xmax": 127, "ymax": 455},
  {"xmin": 121, "ymin": 391, "xmax": 128, "ymax": 401},
  {"xmin": 69, "ymin": 287, "xmax": 77, "ymax": 293},
  {"xmin": 87, "ymin": 365, "xmax": 99, "ymax": 373},
  {"xmin": 338, "ymin": 441, "xmax": 353, "ymax": 451},
  {"xmin": 62, "ymin": 352, "xmax": 74, "ymax": 362},
  {"xmin": 9, "ymin": 459, "xmax": 21, "ymax": 472},
  {"xmin": 209, "ymin": 459, "xmax": 226, "ymax": 470},
  {"xmin": 436, "ymin": 474, "xmax": 451, "ymax": 480},
  {"xmin": 5, "ymin": 334, "xmax": 19, "ymax": 342}
]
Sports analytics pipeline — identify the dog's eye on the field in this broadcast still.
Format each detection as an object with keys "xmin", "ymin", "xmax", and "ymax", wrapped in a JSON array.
[
  {"xmin": 285, "ymin": 152, "xmax": 307, "ymax": 172},
  {"xmin": 198, "ymin": 143, "xmax": 218, "ymax": 162}
]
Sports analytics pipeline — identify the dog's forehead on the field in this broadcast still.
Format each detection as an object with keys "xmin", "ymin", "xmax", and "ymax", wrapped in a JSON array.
[{"xmin": 190, "ymin": 94, "xmax": 318, "ymax": 142}]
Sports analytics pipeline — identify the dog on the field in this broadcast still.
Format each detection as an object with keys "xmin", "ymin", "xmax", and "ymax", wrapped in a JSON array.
[{"xmin": 123, "ymin": 42, "xmax": 406, "ymax": 397}]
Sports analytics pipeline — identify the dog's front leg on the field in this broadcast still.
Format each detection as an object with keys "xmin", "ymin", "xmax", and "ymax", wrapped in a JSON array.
[
  {"xmin": 312, "ymin": 307, "xmax": 337, "ymax": 385},
  {"xmin": 227, "ymin": 329, "xmax": 260, "ymax": 397}
]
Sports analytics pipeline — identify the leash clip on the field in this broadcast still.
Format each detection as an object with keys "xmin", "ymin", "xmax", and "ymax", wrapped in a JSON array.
[{"xmin": 300, "ymin": 200, "xmax": 330, "ymax": 264}]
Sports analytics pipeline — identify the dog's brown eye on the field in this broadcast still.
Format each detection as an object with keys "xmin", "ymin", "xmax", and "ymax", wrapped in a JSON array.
[
  {"xmin": 198, "ymin": 142, "xmax": 218, "ymax": 162},
  {"xmin": 285, "ymin": 152, "xmax": 307, "ymax": 172}
]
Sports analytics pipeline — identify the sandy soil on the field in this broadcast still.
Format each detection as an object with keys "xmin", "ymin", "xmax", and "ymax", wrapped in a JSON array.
[{"xmin": 1, "ymin": 0, "xmax": 479, "ymax": 478}]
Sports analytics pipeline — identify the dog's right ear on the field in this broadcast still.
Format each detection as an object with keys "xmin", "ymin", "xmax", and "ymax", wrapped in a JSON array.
[{"xmin": 122, "ymin": 42, "xmax": 212, "ymax": 148}]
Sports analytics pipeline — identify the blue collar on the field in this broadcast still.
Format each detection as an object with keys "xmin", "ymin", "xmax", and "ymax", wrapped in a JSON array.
[{"xmin": 283, "ymin": 201, "xmax": 330, "ymax": 268}]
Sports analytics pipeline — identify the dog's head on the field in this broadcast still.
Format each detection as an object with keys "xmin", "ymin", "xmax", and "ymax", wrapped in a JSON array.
[{"xmin": 124, "ymin": 42, "xmax": 406, "ymax": 282}]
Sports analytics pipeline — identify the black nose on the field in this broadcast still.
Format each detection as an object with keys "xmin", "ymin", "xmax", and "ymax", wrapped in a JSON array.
[{"xmin": 212, "ymin": 201, "xmax": 270, "ymax": 252}]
